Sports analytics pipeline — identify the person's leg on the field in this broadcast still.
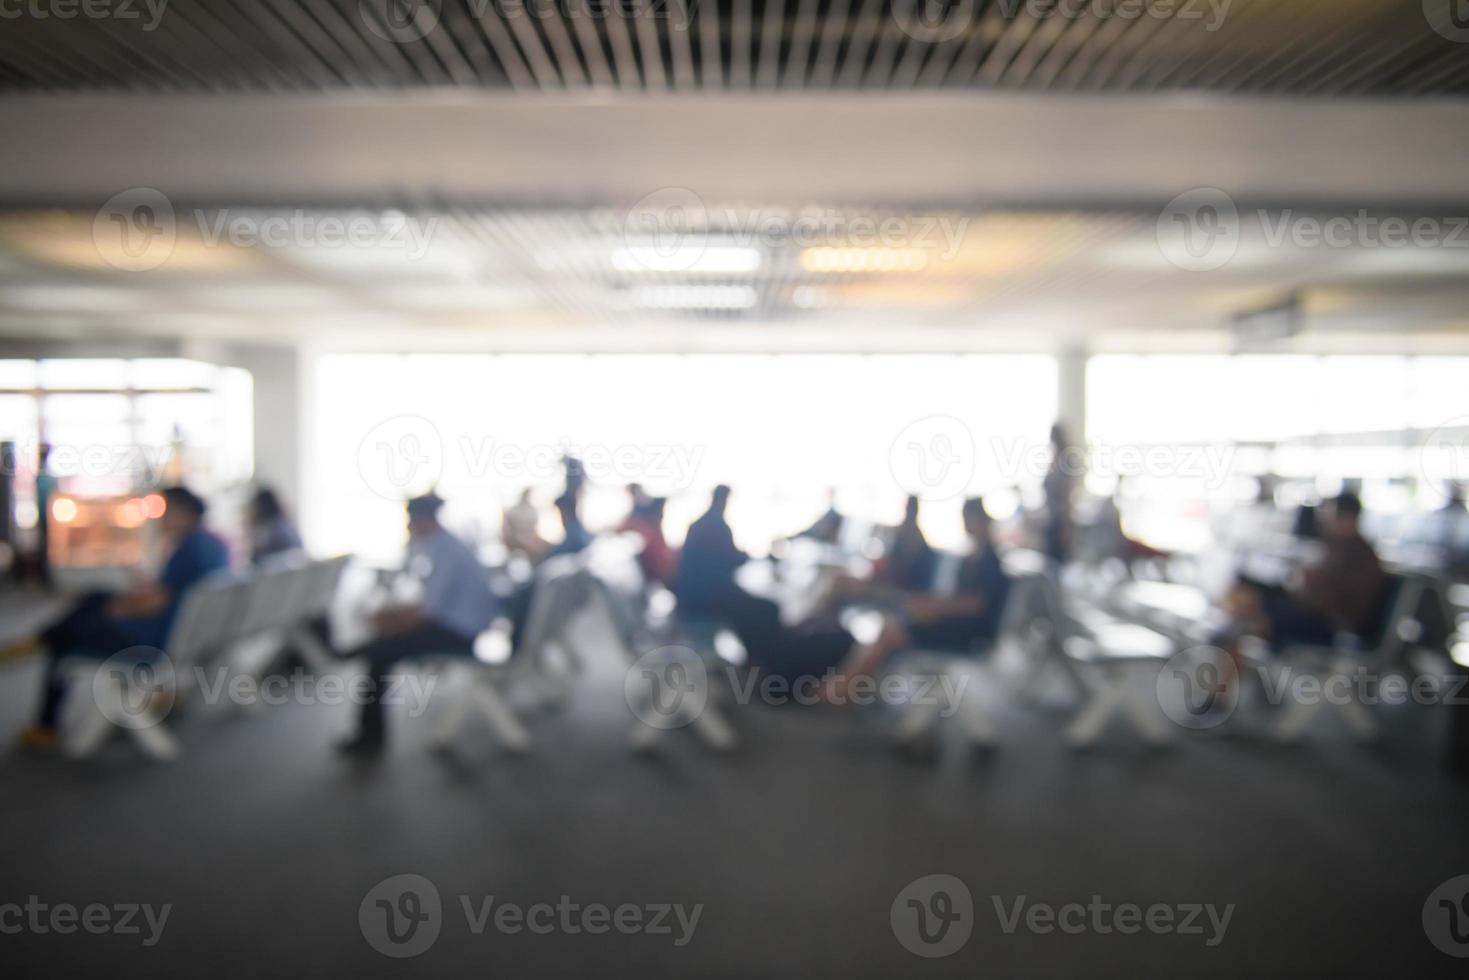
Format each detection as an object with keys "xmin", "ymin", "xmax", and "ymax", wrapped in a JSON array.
[
  {"xmin": 340, "ymin": 623, "xmax": 472, "ymax": 752},
  {"xmin": 826, "ymin": 617, "xmax": 908, "ymax": 702},
  {"xmin": 504, "ymin": 582, "xmax": 535, "ymax": 654},
  {"xmin": 28, "ymin": 593, "xmax": 134, "ymax": 739}
]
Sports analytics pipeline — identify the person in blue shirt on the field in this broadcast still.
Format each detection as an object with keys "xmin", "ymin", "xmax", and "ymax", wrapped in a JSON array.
[
  {"xmin": 336, "ymin": 492, "xmax": 497, "ymax": 755},
  {"xmin": 21, "ymin": 485, "xmax": 231, "ymax": 750}
]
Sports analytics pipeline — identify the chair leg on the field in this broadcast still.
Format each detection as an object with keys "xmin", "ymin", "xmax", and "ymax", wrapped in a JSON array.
[
  {"xmin": 428, "ymin": 669, "xmax": 475, "ymax": 750},
  {"xmin": 1066, "ymin": 673, "xmax": 1125, "ymax": 747},
  {"xmin": 128, "ymin": 710, "xmax": 181, "ymax": 761},
  {"xmin": 895, "ymin": 696, "xmax": 944, "ymax": 743},
  {"xmin": 290, "ymin": 626, "xmax": 339, "ymax": 677},
  {"xmin": 690, "ymin": 700, "xmax": 738, "ymax": 751},
  {"xmin": 952, "ymin": 681, "xmax": 997, "ymax": 747},
  {"xmin": 1120, "ymin": 665, "xmax": 1172, "ymax": 746},
  {"xmin": 1272, "ymin": 688, "xmax": 1325, "ymax": 742},
  {"xmin": 1338, "ymin": 694, "xmax": 1380, "ymax": 741},
  {"xmin": 469, "ymin": 677, "xmax": 531, "ymax": 753},
  {"xmin": 63, "ymin": 676, "xmax": 119, "ymax": 759}
]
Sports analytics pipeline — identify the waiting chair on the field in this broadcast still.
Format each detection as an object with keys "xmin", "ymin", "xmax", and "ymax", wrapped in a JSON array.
[
  {"xmin": 1269, "ymin": 570, "xmax": 1456, "ymax": 743},
  {"xmin": 61, "ymin": 574, "xmax": 248, "ymax": 761}
]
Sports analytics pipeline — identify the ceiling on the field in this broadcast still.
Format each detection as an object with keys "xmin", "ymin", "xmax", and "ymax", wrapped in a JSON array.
[
  {"xmin": 1, "ymin": 2, "xmax": 1467, "ymax": 354},
  {"xmin": 1, "ymin": 0, "xmax": 1466, "ymax": 97},
  {"xmin": 1, "ymin": 202, "xmax": 1466, "ymax": 352}
]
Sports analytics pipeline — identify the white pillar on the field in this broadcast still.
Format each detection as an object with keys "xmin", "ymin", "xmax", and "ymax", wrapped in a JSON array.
[
  {"xmin": 1057, "ymin": 346, "xmax": 1089, "ymax": 443},
  {"xmin": 221, "ymin": 345, "xmax": 305, "ymax": 519}
]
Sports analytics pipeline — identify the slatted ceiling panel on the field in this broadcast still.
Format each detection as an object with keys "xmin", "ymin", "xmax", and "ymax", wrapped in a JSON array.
[{"xmin": 0, "ymin": 1, "xmax": 1465, "ymax": 95}]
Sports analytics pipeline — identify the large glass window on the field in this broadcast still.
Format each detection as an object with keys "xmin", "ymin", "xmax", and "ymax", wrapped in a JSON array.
[
  {"xmin": 1087, "ymin": 354, "xmax": 1469, "ymax": 550},
  {"xmin": 311, "ymin": 354, "xmax": 1058, "ymax": 562}
]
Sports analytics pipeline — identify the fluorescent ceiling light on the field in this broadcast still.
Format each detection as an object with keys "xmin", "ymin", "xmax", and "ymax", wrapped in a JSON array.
[
  {"xmin": 378, "ymin": 284, "xmax": 537, "ymax": 308},
  {"xmin": 0, "ymin": 286, "xmax": 151, "ymax": 313},
  {"xmin": 612, "ymin": 245, "xmax": 762, "ymax": 274},
  {"xmin": 187, "ymin": 285, "xmax": 344, "ymax": 311},
  {"xmin": 800, "ymin": 247, "xmax": 929, "ymax": 273},
  {"xmin": 630, "ymin": 285, "xmax": 758, "ymax": 310}
]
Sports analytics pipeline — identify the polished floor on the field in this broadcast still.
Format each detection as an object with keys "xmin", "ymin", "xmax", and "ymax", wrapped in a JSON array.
[{"xmin": 2, "ymin": 616, "xmax": 1468, "ymax": 980}]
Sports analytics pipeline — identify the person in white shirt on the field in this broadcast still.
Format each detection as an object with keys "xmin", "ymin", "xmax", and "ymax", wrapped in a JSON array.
[{"xmin": 336, "ymin": 493, "xmax": 496, "ymax": 755}]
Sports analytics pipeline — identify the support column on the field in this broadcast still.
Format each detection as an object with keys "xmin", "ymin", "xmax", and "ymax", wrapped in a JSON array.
[{"xmin": 1056, "ymin": 345, "xmax": 1089, "ymax": 443}]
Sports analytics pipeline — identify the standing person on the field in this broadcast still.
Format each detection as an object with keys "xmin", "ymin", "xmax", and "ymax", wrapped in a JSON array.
[
  {"xmin": 1042, "ymin": 422, "xmax": 1076, "ymax": 564},
  {"xmin": 336, "ymin": 493, "xmax": 496, "ymax": 755},
  {"xmin": 19, "ymin": 486, "xmax": 231, "ymax": 750},
  {"xmin": 247, "ymin": 486, "xmax": 303, "ymax": 566}
]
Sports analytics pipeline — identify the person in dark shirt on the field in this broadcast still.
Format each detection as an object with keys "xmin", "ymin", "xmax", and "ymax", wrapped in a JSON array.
[
  {"xmin": 674, "ymin": 484, "xmax": 748, "ymax": 616},
  {"xmin": 549, "ymin": 490, "xmax": 592, "ymax": 558},
  {"xmin": 675, "ymin": 485, "xmax": 855, "ymax": 681},
  {"xmin": 830, "ymin": 497, "xmax": 1011, "ymax": 699},
  {"xmin": 1042, "ymin": 422, "xmax": 1075, "ymax": 563},
  {"xmin": 247, "ymin": 486, "xmax": 304, "ymax": 566},
  {"xmin": 21, "ymin": 486, "xmax": 231, "ymax": 749},
  {"xmin": 790, "ymin": 487, "xmax": 845, "ymax": 546},
  {"xmin": 876, "ymin": 495, "xmax": 937, "ymax": 592}
]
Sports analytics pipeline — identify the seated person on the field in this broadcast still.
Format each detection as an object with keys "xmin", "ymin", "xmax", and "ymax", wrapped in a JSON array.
[
  {"xmin": 549, "ymin": 491, "xmax": 592, "ymax": 558},
  {"xmin": 247, "ymin": 486, "xmax": 303, "ymax": 566},
  {"xmin": 20, "ymin": 486, "xmax": 231, "ymax": 750},
  {"xmin": 830, "ymin": 497, "xmax": 1012, "ymax": 697},
  {"xmin": 874, "ymin": 495, "xmax": 936, "ymax": 591},
  {"xmin": 1089, "ymin": 492, "xmax": 1168, "ymax": 568},
  {"xmin": 675, "ymin": 485, "xmax": 854, "ymax": 682},
  {"xmin": 808, "ymin": 495, "xmax": 934, "ymax": 615},
  {"xmin": 620, "ymin": 491, "xmax": 677, "ymax": 590},
  {"xmin": 336, "ymin": 493, "xmax": 496, "ymax": 754},
  {"xmin": 504, "ymin": 491, "xmax": 593, "ymax": 653},
  {"xmin": 791, "ymin": 488, "xmax": 845, "ymax": 546},
  {"xmin": 500, "ymin": 487, "xmax": 542, "ymax": 557},
  {"xmin": 1222, "ymin": 490, "xmax": 1388, "ymax": 652}
]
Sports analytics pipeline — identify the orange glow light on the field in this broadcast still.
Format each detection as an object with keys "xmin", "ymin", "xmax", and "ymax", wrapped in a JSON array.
[
  {"xmin": 143, "ymin": 494, "xmax": 166, "ymax": 519},
  {"xmin": 117, "ymin": 499, "xmax": 145, "ymax": 529},
  {"xmin": 51, "ymin": 498, "xmax": 78, "ymax": 524}
]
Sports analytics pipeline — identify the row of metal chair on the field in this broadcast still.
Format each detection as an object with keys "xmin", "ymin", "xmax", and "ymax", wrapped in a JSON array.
[{"xmin": 61, "ymin": 554, "xmax": 350, "ymax": 760}]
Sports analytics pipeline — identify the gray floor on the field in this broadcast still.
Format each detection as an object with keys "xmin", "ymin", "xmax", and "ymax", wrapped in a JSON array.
[{"xmin": 2, "ymin": 625, "xmax": 1468, "ymax": 979}]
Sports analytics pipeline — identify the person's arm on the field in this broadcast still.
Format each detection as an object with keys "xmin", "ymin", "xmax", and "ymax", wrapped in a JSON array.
[
  {"xmin": 106, "ymin": 586, "xmax": 171, "ymax": 619},
  {"xmin": 904, "ymin": 592, "xmax": 986, "ymax": 623},
  {"xmin": 373, "ymin": 605, "xmax": 428, "ymax": 635}
]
